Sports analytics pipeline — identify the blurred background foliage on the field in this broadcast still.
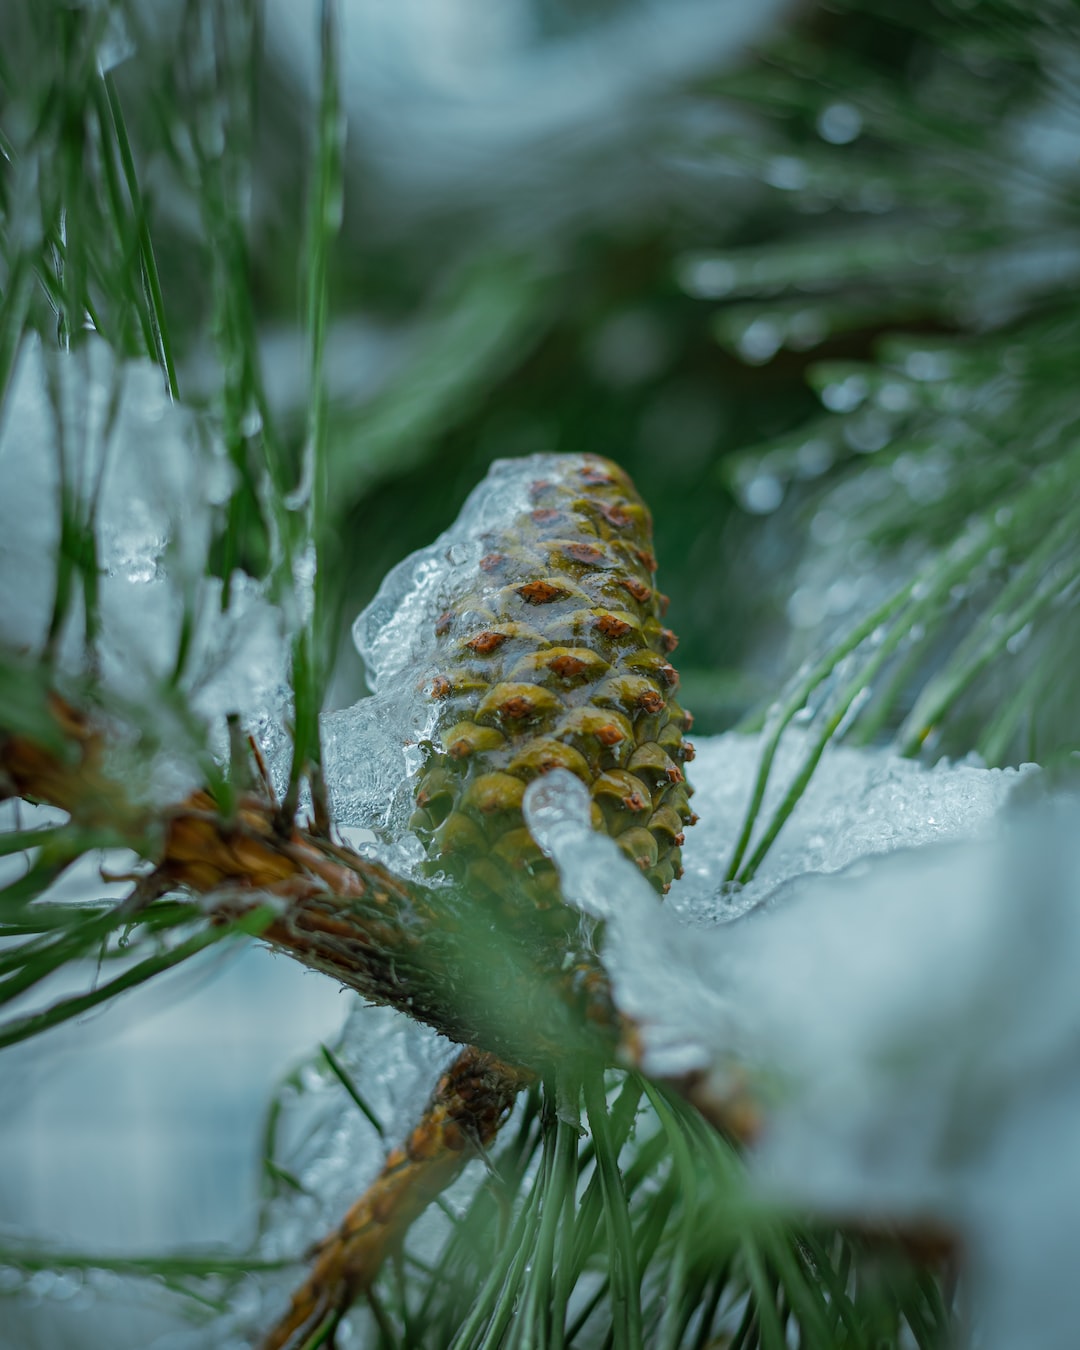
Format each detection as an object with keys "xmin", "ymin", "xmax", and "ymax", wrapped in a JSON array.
[{"xmin": 4, "ymin": 0, "xmax": 1077, "ymax": 757}]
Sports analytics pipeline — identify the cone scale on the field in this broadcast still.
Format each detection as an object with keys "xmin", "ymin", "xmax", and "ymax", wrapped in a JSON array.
[{"xmin": 409, "ymin": 454, "xmax": 695, "ymax": 921}]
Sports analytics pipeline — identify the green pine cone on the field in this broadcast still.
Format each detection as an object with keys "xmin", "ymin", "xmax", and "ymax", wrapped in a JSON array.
[{"xmin": 409, "ymin": 454, "xmax": 696, "ymax": 921}]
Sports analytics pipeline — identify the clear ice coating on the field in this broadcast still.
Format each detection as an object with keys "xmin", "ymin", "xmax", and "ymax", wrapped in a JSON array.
[
  {"xmin": 259, "ymin": 1003, "xmax": 458, "ymax": 1251},
  {"xmin": 0, "ymin": 338, "xmax": 290, "ymax": 787},
  {"xmin": 352, "ymin": 453, "xmax": 546, "ymax": 693},
  {"xmin": 343, "ymin": 453, "xmax": 590, "ymax": 846},
  {"xmin": 519, "ymin": 769, "xmax": 651, "ymax": 923}
]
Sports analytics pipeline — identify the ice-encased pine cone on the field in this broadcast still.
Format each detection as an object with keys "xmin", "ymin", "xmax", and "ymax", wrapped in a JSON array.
[{"xmin": 410, "ymin": 454, "xmax": 695, "ymax": 927}]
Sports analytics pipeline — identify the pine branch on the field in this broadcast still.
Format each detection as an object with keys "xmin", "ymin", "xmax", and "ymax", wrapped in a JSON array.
[{"xmin": 0, "ymin": 672, "xmax": 618, "ymax": 1075}]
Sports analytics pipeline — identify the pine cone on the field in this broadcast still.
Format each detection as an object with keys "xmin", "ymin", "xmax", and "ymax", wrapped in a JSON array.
[{"xmin": 409, "ymin": 454, "xmax": 695, "ymax": 925}]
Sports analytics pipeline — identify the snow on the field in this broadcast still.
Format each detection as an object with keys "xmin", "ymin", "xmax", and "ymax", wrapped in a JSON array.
[
  {"xmin": 525, "ymin": 743, "xmax": 1080, "ymax": 1350},
  {"xmin": 231, "ymin": 711, "xmax": 1059, "ymax": 1348},
  {"xmin": 736, "ymin": 800, "xmax": 1080, "ymax": 1350},
  {"xmin": 523, "ymin": 733, "xmax": 1032, "ymax": 1074},
  {"xmin": 676, "ymin": 729, "xmax": 1032, "ymax": 920}
]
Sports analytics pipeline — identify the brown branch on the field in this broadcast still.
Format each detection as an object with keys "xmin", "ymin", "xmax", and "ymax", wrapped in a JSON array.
[
  {"xmin": 0, "ymin": 686, "xmax": 619, "ymax": 1074},
  {"xmin": 0, "ymin": 692, "xmax": 145, "ymax": 833},
  {"xmin": 262, "ymin": 1046, "xmax": 530, "ymax": 1350}
]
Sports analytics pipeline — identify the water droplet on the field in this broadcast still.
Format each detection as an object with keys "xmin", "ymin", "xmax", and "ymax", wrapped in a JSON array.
[
  {"xmin": 844, "ymin": 411, "xmax": 890, "ymax": 453},
  {"xmin": 825, "ymin": 578, "xmax": 858, "ymax": 615},
  {"xmin": 817, "ymin": 102, "xmax": 863, "ymax": 145},
  {"xmin": 230, "ymin": 1279, "xmax": 262, "ymax": 1320},
  {"xmin": 292, "ymin": 544, "xmax": 317, "ymax": 625},
  {"xmin": 788, "ymin": 586, "xmax": 827, "ymax": 628},
  {"xmin": 892, "ymin": 453, "xmax": 949, "ymax": 503},
  {"xmin": 763, "ymin": 156, "xmax": 809, "ymax": 191},
  {"xmin": 50, "ymin": 1271, "xmax": 81, "ymax": 1302},
  {"xmin": 811, "ymin": 509, "xmax": 844, "ymax": 545},
  {"xmin": 794, "ymin": 438, "xmax": 833, "ymax": 478},
  {"xmin": 835, "ymin": 685, "xmax": 872, "ymax": 737},
  {"xmin": 740, "ymin": 473, "xmax": 784, "ymax": 514},
  {"xmin": 820, "ymin": 375, "xmax": 868, "ymax": 413},
  {"xmin": 788, "ymin": 309, "xmax": 827, "ymax": 350},
  {"xmin": 1006, "ymin": 622, "xmax": 1033, "ymax": 654},
  {"xmin": 904, "ymin": 351, "xmax": 951, "ymax": 381},
  {"xmin": 96, "ymin": 7, "xmax": 135, "ymax": 73},
  {"xmin": 205, "ymin": 455, "xmax": 235, "ymax": 506},
  {"xmin": 737, "ymin": 318, "xmax": 782, "ymax": 365},
  {"xmin": 892, "ymin": 453, "xmax": 916, "ymax": 483},
  {"xmin": 876, "ymin": 381, "xmax": 914, "ymax": 413},
  {"xmin": 300, "ymin": 1063, "xmax": 324, "ymax": 1091},
  {"xmin": 679, "ymin": 256, "xmax": 736, "ymax": 299},
  {"xmin": 28, "ymin": 1269, "xmax": 57, "ymax": 1299}
]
